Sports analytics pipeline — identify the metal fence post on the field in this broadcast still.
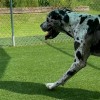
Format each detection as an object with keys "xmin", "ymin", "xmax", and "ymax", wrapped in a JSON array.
[{"xmin": 10, "ymin": 0, "xmax": 15, "ymax": 46}]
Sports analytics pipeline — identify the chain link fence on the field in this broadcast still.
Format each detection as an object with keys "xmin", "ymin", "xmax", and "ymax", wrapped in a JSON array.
[{"xmin": 0, "ymin": 0, "xmax": 100, "ymax": 47}]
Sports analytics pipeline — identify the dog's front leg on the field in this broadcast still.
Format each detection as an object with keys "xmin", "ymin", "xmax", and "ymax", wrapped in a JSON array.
[
  {"xmin": 46, "ymin": 42, "xmax": 90, "ymax": 89},
  {"xmin": 46, "ymin": 61, "xmax": 86, "ymax": 89}
]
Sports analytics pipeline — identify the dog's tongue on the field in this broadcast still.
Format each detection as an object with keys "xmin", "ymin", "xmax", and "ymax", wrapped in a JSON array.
[
  {"xmin": 45, "ymin": 29, "xmax": 53, "ymax": 40},
  {"xmin": 45, "ymin": 32, "xmax": 51, "ymax": 40}
]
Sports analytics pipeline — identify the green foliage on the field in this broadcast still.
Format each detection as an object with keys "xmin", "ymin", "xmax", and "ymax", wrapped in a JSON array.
[
  {"xmin": 38, "ymin": 0, "xmax": 50, "ymax": 6},
  {"xmin": 4, "ymin": 0, "xmax": 10, "ymax": 7},
  {"xmin": 0, "ymin": 0, "xmax": 72, "ymax": 8},
  {"xmin": 0, "ymin": 0, "xmax": 99, "ymax": 11},
  {"xmin": 13, "ymin": 0, "xmax": 38, "ymax": 7},
  {"xmin": 0, "ymin": 0, "xmax": 38, "ymax": 7},
  {"xmin": 89, "ymin": 0, "xmax": 100, "ymax": 11},
  {"xmin": 49, "ymin": 0, "xmax": 72, "ymax": 8},
  {"xmin": 0, "ymin": 0, "xmax": 16, "ymax": 7}
]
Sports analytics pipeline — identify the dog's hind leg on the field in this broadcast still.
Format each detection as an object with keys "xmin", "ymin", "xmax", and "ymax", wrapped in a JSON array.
[{"xmin": 46, "ymin": 41, "xmax": 90, "ymax": 89}]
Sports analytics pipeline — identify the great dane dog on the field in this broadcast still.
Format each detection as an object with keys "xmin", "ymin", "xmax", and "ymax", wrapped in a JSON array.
[{"xmin": 40, "ymin": 8, "xmax": 100, "ymax": 90}]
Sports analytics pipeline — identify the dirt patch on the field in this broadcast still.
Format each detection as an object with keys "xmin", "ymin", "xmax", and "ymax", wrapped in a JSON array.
[
  {"xmin": 0, "ymin": 7, "xmax": 55, "ymax": 14},
  {"xmin": 0, "ymin": 6, "xmax": 89, "ymax": 14}
]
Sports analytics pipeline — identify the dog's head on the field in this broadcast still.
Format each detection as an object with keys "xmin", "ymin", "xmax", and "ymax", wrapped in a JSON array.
[{"xmin": 40, "ymin": 9, "xmax": 71, "ymax": 40}]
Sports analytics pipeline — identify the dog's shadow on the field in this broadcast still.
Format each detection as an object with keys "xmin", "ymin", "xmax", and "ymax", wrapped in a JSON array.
[{"xmin": 0, "ymin": 81, "xmax": 100, "ymax": 100}]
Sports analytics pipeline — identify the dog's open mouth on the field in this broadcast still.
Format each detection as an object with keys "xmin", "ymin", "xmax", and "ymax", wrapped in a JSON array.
[{"xmin": 45, "ymin": 29, "xmax": 59, "ymax": 40}]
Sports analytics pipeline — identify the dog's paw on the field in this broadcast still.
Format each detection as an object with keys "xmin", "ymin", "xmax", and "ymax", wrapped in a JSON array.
[{"xmin": 45, "ymin": 83, "xmax": 56, "ymax": 90}]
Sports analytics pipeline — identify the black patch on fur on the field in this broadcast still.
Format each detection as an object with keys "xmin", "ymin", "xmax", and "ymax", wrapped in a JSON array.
[
  {"xmin": 59, "ymin": 10, "xmax": 65, "ymax": 15},
  {"xmin": 76, "ymin": 51, "xmax": 83, "ymax": 60},
  {"xmin": 90, "ymin": 40, "xmax": 100, "ymax": 53},
  {"xmin": 87, "ymin": 18, "xmax": 99, "ymax": 35},
  {"xmin": 76, "ymin": 37, "xmax": 79, "ymax": 40},
  {"xmin": 67, "ymin": 70, "xmax": 76, "ymax": 76},
  {"xmin": 74, "ymin": 41, "xmax": 80, "ymax": 50},
  {"xmin": 98, "ymin": 15, "xmax": 100, "ymax": 17},
  {"xmin": 79, "ymin": 15, "xmax": 82, "ymax": 17},
  {"xmin": 63, "ymin": 14, "xmax": 69, "ymax": 23},
  {"xmin": 74, "ymin": 59, "xmax": 76, "ymax": 62},
  {"xmin": 65, "ymin": 31, "xmax": 73, "ymax": 37},
  {"xmin": 80, "ymin": 16, "xmax": 87, "ymax": 24},
  {"xmin": 64, "ymin": 8, "xmax": 72, "ymax": 12},
  {"xmin": 47, "ymin": 18, "xmax": 49, "ymax": 22},
  {"xmin": 97, "ymin": 24, "xmax": 100, "ymax": 30},
  {"xmin": 49, "ymin": 11, "xmax": 62, "ymax": 20}
]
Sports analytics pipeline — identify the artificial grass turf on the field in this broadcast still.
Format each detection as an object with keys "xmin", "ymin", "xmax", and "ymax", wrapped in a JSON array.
[
  {"xmin": 0, "ymin": 42, "xmax": 100, "ymax": 100},
  {"xmin": 0, "ymin": 13, "xmax": 47, "ymax": 38}
]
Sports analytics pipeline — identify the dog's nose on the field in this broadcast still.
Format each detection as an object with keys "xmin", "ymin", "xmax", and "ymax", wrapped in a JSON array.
[{"xmin": 40, "ymin": 22, "xmax": 48, "ymax": 31}]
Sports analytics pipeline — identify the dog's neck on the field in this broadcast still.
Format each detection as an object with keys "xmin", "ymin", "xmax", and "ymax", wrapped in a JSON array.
[{"xmin": 63, "ymin": 12, "xmax": 83, "ymax": 37}]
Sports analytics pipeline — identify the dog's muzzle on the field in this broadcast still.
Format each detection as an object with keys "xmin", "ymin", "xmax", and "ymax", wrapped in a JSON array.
[
  {"xmin": 40, "ymin": 22, "xmax": 60, "ymax": 40},
  {"xmin": 40, "ymin": 22, "xmax": 50, "ymax": 32}
]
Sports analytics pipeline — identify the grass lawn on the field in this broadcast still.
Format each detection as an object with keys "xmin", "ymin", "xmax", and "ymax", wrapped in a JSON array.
[
  {"xmin": 0, "ymin": 13, "xmax": 47, "ymax": 38},
  {"xmin": 0, "ymin": 41, "xmax": 100, "ymax": 100}
]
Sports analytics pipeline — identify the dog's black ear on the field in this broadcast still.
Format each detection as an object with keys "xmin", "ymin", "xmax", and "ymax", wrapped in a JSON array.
[
  {"xmin": 63, "ymin": 14, "xmax": 69, "ymax": 23},
  {"xmin": 49, "ymin": 11, "xmax": 62, "ymax": 20}
]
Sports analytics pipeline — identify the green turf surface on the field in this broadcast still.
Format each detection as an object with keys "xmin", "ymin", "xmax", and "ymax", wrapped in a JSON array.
[
  {"xmin": 0, "ymin": 34, "xmax": 72, "ymax": 47},
  {"xmin": 0, "ymin": 42, "xmax": 100, "ymax": 100},
  {"xmin": 0, "ymin": 13, "xmax": 47, "ymax": 38}
]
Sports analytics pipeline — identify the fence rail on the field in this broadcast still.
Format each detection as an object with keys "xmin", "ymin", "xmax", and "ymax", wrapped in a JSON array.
[
  {"xmin": 0, "ymin": 7, "xmax": 55, "ymax": 14},
  {"xmin": 0, "ymin": 6, "xmax": 90, "ymax": 14}
]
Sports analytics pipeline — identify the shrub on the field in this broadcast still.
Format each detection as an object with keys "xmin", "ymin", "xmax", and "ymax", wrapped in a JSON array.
[
  {"xmin": 38, "ymin": 0, "xmax": 50, "ymax": 6},
  {"xmin": 89, "ymin": 0, "xmax": 100, "ymax": 11},
  {"xmin": 3, "ymin": 0, "xmax": 16, "ymax": 7}
]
